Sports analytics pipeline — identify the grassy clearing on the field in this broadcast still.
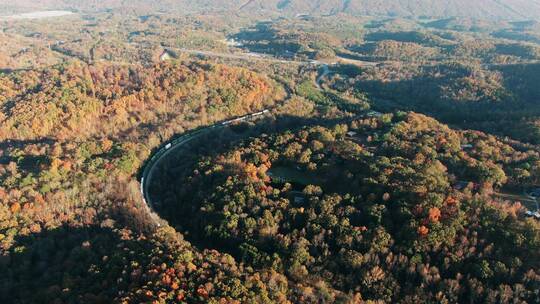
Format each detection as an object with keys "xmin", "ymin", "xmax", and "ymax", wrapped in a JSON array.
[{"xmin": 268, "ymin": 166, "xmax": 324, "ymax": 186}]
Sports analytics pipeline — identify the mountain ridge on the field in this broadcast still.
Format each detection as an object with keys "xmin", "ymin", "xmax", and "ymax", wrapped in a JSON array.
[
  {"xmin": 238, "ymin": 0, "xmax": 540, "ymax": 20},
  {"xmin": 1, "ymin": 0, "xmax": 539, "ymax": 20}
]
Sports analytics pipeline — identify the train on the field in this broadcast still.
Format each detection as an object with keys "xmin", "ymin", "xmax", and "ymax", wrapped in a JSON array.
[
  {"xmin": 221, "ymin": 109, "xmax": 269, "ymax": 125},
  {"xmin": 139, "ymin": 108, "xmax": 271, "ymax": 227}
]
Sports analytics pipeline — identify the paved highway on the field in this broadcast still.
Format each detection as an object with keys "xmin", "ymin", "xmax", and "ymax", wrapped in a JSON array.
[
  {"xmin": 136, "ymin": 46, "xmax": 382, "ymax": 226},
  {"xmin": 139, "ymin": 110, "xmax": 269, "ymax": 226}
]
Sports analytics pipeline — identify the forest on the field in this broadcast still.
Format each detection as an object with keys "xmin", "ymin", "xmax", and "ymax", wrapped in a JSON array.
[
  {"xmin": 0, "ymin": 4, "xmax": 539, "ymax": 304},
  {"xmin": 152, "ymin": 112, "xmax": 540, "ymax": 302}
]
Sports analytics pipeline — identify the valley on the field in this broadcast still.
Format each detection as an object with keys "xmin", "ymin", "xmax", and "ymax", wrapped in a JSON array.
[{"xmin": 0, "ymin": 2, "xmax": 539, "ymax": 303}]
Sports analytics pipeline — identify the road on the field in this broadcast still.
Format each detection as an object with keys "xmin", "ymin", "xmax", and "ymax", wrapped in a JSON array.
[
  {"xmin": 137, "ymin": 47, "xmax": 382, "ymax": 226},
  {"xmin": 161, "ymin": 47, "xmax": 380, "ymax": 88},
  {"xmin": 168, "ymin": 47, "xmax": 379, "ymax": 90},
  {"xmin": 136, "ymin": 47, "xmax": 315, "ymax": 227},
  {"xmin": 172, "ymin": 47, "xmax": 307, "ymax": 65},
  {"xmin": 164, "ymin": 46, "xmax": 540, "ymax": 69},
  {"xmin": 128, "ymin": 42, "xmax": 316, "ymax": 66},
  {"xmin": 139, "ymin": 111, "xmax": 269, "ymax": 226},
  {"xmin": 494, "ymin": 191, "xmax": 540, "ymax": 212},
  {"xmin": 139, "ymin": 106, "xmax": 384, "ymax": 227}
]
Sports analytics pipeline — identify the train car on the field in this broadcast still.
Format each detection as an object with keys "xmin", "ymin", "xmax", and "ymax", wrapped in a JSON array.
[{"xmin": 140, "ymin": 177, "xmax": 145, "ymax": 194}]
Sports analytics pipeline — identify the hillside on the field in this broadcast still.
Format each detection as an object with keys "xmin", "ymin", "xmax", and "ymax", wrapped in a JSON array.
[
  {"xmin": 1, "ymin": 7, "xmax": 540, "ymax": 303},
  {"xmin": 148, "ymin": 112, "xmax": 540, "ymax": 302},
  {"xmin": 240, "ymin": 0, "xmax": 540, "ymax": 20},
  {"xmin": 1, "ymin": 0, "xmax": 540, "ymax": 20}
]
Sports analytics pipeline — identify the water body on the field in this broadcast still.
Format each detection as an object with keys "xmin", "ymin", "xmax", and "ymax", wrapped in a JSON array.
[{"xmin": 1, "ymin": 11, "xmax": 75, "ymax": 20}]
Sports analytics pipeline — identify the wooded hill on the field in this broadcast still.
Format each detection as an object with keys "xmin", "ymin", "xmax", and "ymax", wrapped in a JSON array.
[{"xmin": 2, "ymin": 0, "xmax": 540, "ymax": 20}]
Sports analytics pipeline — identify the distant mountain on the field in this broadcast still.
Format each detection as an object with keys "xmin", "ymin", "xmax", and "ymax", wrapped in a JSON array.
[
  {"xmin": 1, "ymin": 0, "xmax": 540, "ymax": 20},
  {"xmin": 239, "ymin": 0, "xmax": 540, "ymax": 20}
]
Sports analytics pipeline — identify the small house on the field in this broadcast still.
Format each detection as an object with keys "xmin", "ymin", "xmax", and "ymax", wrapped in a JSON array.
[
  {"xmin": 525, "ymin": 210, "xmax": 540, "ymax": 220},
  {"xmin": 366, "ymin": 111, "xmax": 383, "ymax": 118},
  {"xmin": 159, "ymin": 50, "xmax": 174, "ymax": 61}
]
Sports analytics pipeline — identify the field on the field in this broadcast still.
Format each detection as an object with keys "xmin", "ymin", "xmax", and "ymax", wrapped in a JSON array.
[{"xmin": 268, "ymin": 165, "xmax": 324, "ymax": 186}]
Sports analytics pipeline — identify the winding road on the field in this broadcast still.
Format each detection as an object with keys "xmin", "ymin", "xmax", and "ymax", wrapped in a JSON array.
[
  {"xmin": 139, "ymin": 111, "xmax": 269, "ymax": 226},
  {"xmin": 137, "ymin": 46, "xmax": 382, "ymax": 226}
]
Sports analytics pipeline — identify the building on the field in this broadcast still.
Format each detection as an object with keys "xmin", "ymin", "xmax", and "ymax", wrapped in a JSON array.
[
  {"xmin": 223, "ymin": 39, "xmax": 243, "ymax": 47},
  {"xmin": 366, "ymin": 111, "xmax": 383, "ymax": 118},
  {"xmin": 159, "ymin": 50, "xmax": 174, "ymax": 61},
  {"xmin": 525, "ymin": 210, "xmax": 540, "ymax": 220}
]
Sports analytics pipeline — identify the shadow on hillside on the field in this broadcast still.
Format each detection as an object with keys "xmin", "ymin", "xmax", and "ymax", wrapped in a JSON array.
[
  {"xmin": 142, "ymin": 114, "xmax": 358, "ymax": 252},
  {"xmin": 352, "ymin": 63, "xmax": 540, "ymax": 143},
  {"xmin": 0, "ymin": 138, "xmax": 56, "ymax": 150},
  {"xmin": 138, "ymin": 113, "xmax": 354, "ymax": 182},
  {"xmin": 230, "ymin": 22, "xmax": 302, "ymax": 57},
  {"xmin": 0, "ymin": 224, "xmax": 156, "ymax": 304}
]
